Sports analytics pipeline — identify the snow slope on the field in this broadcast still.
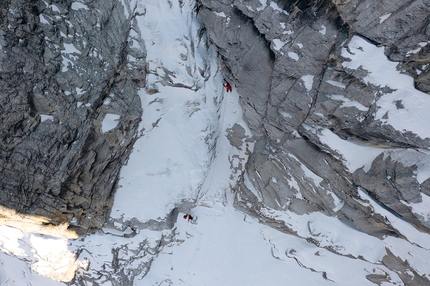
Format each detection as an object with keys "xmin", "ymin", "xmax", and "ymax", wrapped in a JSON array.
[{"xmin": 1, "ymin": 1, "xmax": 430, "ymax": 285}]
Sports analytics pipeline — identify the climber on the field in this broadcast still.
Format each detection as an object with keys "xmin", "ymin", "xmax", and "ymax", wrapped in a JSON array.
[
  {"xmin": 223, "ymin": 79, "xmax": 232, "ymax": 92},
  {"xmin": 183, "ymin": 214, "xmax": 194, "ymax": 222}
]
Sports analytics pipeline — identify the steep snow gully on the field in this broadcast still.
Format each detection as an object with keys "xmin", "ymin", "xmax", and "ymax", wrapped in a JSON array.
[{"xmin": 1, "ymin": 0, "xmax": 430, "ymax": 285}]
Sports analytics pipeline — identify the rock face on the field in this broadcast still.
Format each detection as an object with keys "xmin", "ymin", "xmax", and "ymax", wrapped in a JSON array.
[
  {"xmin": 0, "ymin": 0, "xmax": 145, "ymax": 236},
  {"xmin": 198, "ymin": 0, "xmax": 430, "ymax": 259}
]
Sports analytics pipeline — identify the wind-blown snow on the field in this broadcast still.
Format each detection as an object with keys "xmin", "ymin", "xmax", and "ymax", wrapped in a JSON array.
[
  {"xmin": 342, "ymin": 36, "xmax": 430, "ymax": 140},
  {"xmin": 326, "ymin": 80, "xmax": 346, "ymax": 89},
  {"xmin": 319, "ymin": 128, "xmax": 385, "ymax": 172},
  {"xmin": 327, "ymin": 94, "xmax": 368, "ymax": 111}
]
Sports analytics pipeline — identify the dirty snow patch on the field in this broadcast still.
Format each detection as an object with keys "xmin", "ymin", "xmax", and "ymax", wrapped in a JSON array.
[{"xmin": 71, "ymin": 2, "xmax": 89, "ymax": 10}]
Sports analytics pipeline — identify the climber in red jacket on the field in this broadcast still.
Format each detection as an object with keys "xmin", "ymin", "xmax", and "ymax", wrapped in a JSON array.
[
  {"xmin": 183, "ymin": 213, "xmax": 194, "ymax": 222},
  {"xmin": 223, "ymin": 79, "xmax": 232, "ymax": 92}
]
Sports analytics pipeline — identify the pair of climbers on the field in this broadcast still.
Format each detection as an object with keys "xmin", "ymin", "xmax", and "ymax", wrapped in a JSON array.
[
  {"xmin": 183, "ymin": 213, "xmax": 194, "ymax": 222},
  {"xmin": 223, "ymin": 79, "xmax": 232, "ymax": 92}
]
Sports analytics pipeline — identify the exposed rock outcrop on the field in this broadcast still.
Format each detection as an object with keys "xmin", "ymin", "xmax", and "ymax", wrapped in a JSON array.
[
  {"xmin": 0, "ymin": 0, "xmax": 145, "ymax": 236},
  {"xmin": 197, "ymin": 0, "xmax": 430, "ymax": 255}
]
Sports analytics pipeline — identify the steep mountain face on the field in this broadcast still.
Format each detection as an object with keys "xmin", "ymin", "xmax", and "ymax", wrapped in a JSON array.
[
  {"xmin": 198, "ymin": 0, "xmax": 430, "ymax": 234},
  {"xmin": 1, "ymin": 0, "xmax": 430, "ymax": 285},
  {"xmin": 0, "ymin": 0, "xmax": 144, "ymax": 236}
]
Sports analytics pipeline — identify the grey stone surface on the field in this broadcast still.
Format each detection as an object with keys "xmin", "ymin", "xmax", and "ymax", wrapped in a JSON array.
[
  {"xmin": 198, "ymin": 0, "xmax": 430, "ymax": 272},
  {"xmin": 0, "ymin": 0, "xmax": 145, "ymax": 235}
]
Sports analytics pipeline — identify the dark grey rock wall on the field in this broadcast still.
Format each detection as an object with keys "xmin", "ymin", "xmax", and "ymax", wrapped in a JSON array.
[
  {"xmin": 197, "ymin": 0, "xmax": 430, "ymax": 253},
  {"xmin": 0, "ymin": 0, "xmax": 145, "ymax": 235}
]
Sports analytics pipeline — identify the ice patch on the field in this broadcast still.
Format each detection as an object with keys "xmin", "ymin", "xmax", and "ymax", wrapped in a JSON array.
[
  {"xmin": 326, "ymin": 80, "xmax": 346, "ymax": 89},
  {"xmin": 379, "ymin": 13, "xmax": 391, "ymax": 23},
  {"xmin": 256, "ymin": 0, "xmax": 267, "ymax": 11},
  {"xmin": 319, "ymin": 25, "xmax": 326, "ymax": 35},
  {"xmin": 63, "ymin": 43, "xmax": 81, "ymax": 55},
  {"xmin": 101, "ymin": 114, "xmax": 120, "ymax": 133},
  {"xmin": 71, "ymin": 2, "xmax": 89, "ymax": 10},
  {"xmin": 328, "ymin": 94, "xmax": 368, "ymax": 111},
  {"xmin": 48, "ymin": 4, "xmax": 60, "ymax": 13},
  {"xmin": 407, "ymin": 193, "xmax": 430, "ymax": 222},
  {"xmin": 288, "ymin": 52, "xmax": 299, "ymax": 61},
  {"xmin": 288, "ymin": 153, "xmax": 323, "ymax": 186},
  {"xmin": 406, "ymin": 41, "xmax": 429, "ymax": 56},
  {"xmin": 279, "ymin": 110, "xmax": 292, "ymax": 118},
  {"xmin": 301, "ymin": 75, "xmax": 314, "ymax": 91},
  {"xmin": 272, "ymin": 39, "xmax": 286, "ymax": 51},
  {"xmin": 76, "ymin": 87, "xmax": 84, "ymax": 95},
  {"xmin": 214, "ymin": 11, "xmax": 226, "ymax": 18},
  {"xmin": 39, "ymin": 14, "xmax": 50, "ymax": 24},
  {"xmin": 40, "ymin": 115, "xmax": 54, "ymax": 122},
  {"xmin": 269, "ymin": 1, "xmax": 288, "ymax": 14}
]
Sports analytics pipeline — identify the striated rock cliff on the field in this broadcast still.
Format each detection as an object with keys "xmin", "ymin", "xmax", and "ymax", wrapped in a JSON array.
[
  {"xmin": 0, "ymin": 0, "xmax": 145, "ymax": 236},
  {"xmin": 198, "ymin": 0, "xmax": 430, "ymax": 264}
]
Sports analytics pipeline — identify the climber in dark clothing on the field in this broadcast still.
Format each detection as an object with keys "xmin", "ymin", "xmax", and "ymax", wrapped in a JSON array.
[
  {"xmin": 223, "ymin": 79, "xmax": 232, "ymax": 92},
  {"xmin": 183, "ymin": 214, "xmax": 193, "ymax": 222}
]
